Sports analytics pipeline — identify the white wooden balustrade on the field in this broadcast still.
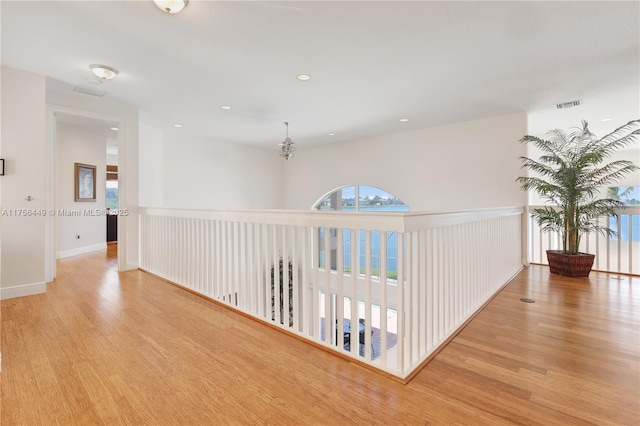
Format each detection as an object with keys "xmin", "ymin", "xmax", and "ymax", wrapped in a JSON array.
[
  {"xmin": 528, "ymin": 206, "xmax": 639, "ymax": 275},
  {"xmin": 140, "ymin": 207, "xmax": 524, "ymax": 380}
]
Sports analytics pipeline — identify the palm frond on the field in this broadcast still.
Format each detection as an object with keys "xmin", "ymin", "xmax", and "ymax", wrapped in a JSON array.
[{"xmin": 598, "ymin": 119, "xmax": 640, "ymax": 146}]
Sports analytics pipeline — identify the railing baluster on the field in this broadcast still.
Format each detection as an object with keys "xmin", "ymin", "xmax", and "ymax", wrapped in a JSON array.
[
  {"xmin": 379, "ymin": 230, "xmax": 388, "ymax": 364},
  {"xmin": 364, "ymin": 230, "xmax": 372, "ymax": 359},
  {"xmin": 629, "ymin": 213, "xmax": 635, "ymax": 275},
  {"xmin": 350, "ymin": 228, "xmax": 358, "ymax": 356},
  {"xmin": 396, "ymin": 232, "xmax": 405, "ymax": 373},
  {"xmin": 301, "ymin": 226, "xmax": 309, "ymax": 335},
  {"xmin": 336, "ymin": 228, "xmax": 345, "ymax": 353}
]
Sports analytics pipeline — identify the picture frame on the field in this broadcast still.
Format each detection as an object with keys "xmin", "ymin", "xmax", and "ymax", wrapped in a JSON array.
[
  {"xmin": 0, "ymin": 159, "xmax": 4, "ymax": 176},
  {"xmin": 74, "ymin": 162, "xmax": 97, "ymax": 202}
]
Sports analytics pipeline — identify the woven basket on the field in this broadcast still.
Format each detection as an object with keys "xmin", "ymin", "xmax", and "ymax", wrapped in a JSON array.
[{"xmin": 546, "ymin": 250, "xmax": 595, "ymax": 277}]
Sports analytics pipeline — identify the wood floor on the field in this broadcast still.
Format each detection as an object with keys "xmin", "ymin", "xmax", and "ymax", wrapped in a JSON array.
[{"xmin": 2, "ymin": 246, "xmax": 638, "ymax": 425}]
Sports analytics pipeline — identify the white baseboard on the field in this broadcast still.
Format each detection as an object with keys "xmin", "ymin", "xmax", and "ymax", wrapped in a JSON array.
[
  {"xmin": 0, "ymin": 281, "xmax": 47, "ymax": 300},
  {"xmin": 57, "ymin": 242, "xmax": 107, "ymax": 259}
]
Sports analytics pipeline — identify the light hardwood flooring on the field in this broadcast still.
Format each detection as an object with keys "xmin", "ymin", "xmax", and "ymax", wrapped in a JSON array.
[{"xmin": 1, "ymin": 246, "xmax": 638, "ymax": 425}]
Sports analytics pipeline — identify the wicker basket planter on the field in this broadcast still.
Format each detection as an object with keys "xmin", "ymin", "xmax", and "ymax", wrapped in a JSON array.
[{"xmin": 546, "ymin": 250, "xmax": 595, "ymax": 277}]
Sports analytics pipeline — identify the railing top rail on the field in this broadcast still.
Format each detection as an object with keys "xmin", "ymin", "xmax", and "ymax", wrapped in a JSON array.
[
  {"xmin": 140, "ymin": 206, "xmax": 523, "ymax": 232},
  {"xmin": 528, "ymin": 205, "xmax": 640, "ymax": 215}
]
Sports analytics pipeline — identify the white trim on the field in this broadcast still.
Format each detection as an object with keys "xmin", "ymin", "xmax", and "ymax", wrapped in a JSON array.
[
  {"xmin": 45, "ymin": 104, "xmax": 128, "ymax": 275},
  {"xmin": 57, "ymin": 243, "xmax": 107, "ymax": 259},
  {"xmin": 0, "ymin": 281, "xmax": 47, "ymax": 300},
  {"xmin": 126, "ymin": 261, "xmax": 140, "ymax": 270}
]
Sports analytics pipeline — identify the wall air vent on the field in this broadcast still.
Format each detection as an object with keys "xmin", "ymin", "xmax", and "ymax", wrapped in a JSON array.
[
  {"xmin": 73, "ymin": 85, "xmax": 107, "ymax": 97},
  {"xmin": 555, "ymin": 99, "xmax": 582, "ymax": 109}
]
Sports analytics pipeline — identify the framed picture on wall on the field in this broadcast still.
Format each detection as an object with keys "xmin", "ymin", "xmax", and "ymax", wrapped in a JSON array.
[{"xmin": 75, "ymin": 162, "xmax": 97, "ymax": 202}]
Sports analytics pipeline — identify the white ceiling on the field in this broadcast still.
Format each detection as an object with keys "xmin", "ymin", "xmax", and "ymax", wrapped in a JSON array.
[{"xmin": 2, "ymin": 1, "xmax": 638, "ymax": 150}]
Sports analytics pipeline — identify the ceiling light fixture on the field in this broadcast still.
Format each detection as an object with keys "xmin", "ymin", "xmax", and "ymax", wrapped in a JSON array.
[
  {"xmin": 278, "ymin": 122, "xmax": 296, "ymax": 160},
  {"xmin": 297, "ymin": 74, "xmax": 311, "ymax": 81},
  {"xmin": 399, "ymin": 118, "xmax": 409, "ymax": 122},
  {"xmin": 327, "ymin": 133, "xmax": 335, "ymax": 136},
  {"xmin": 173, "ymin": 124, "xmax": 183, "ymax": 128},
  {"xmin": 110, "ymin": 127, "xmax": 119, "ymax": 131},
  {"xmin": 89, "ymin": 64, "xmax": 119, "ymax": 80},
  {"xmin": 220, "ymin": 105, "xmax": 232, "ymax": 110},
  {"xmin": 600, "ymin": 118, "xmax": 612, "ymax": 122},
  {"xmin": 153, "ymin": 0, "xmax": 188, "ymax": 13}
]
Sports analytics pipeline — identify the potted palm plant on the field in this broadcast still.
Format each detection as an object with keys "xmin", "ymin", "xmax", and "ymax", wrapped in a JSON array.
[{"xmin": 517, "ymin": 119, "xmax": 639, "ymax": 277}]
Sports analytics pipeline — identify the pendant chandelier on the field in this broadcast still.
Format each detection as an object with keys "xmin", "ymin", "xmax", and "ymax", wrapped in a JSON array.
[{"xmin": 278, "ymin": 122, "xmax": 296, "ymax": 160}]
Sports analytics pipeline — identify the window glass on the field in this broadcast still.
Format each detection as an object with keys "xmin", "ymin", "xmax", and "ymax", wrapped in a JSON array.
[
  {"xmin": 358, "ymin": 186, "xmax": 409, "ymax": 212},
  {"xmin": 315, "ymin": 186, "xmax": 356, "ymax": 211},
  {"xmin": 106, "ymin": 180, "xmax": 118, "ymax": 210},
  {"xmin": 313, "ymin": 185, "xmax": 408, "ymax": 279},
  {"xmin": 313, "ymin": 185, "xmax": 408, "ymax": 212},
  {"xmin": 608, "ymin": 186, "xmax": 640, "ymax": 206}
]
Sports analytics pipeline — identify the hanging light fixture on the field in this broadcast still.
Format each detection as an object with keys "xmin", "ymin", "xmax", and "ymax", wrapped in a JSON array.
[
  {"xmin": 153, "ymin": 0, "xmax": 188, "ymax": 13},
  {"xmin": 278, "ymin": 122, "xmax": 296, "ymax": 160},
  {"xmin": 89, "ymin": 64, "xmax": 119, "ymax": 80}
]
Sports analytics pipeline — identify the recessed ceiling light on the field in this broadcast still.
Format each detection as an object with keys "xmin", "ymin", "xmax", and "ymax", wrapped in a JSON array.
[
  {"xmin": 173, "ymin": 124, "xmax": 183, "ymax": 128},
  {"xmin": 110, "ymin": 127, "xmax": 119, "ymax": 131},
  {"xmin": 297, "ymin": 74, "xmax": 311, "ymax": 81},
  {"xmin": 600, "ymin": 118, "xmax": 612, "ymax": 122},
  {"xmin": 399, "ymin": 118, "xmax": 409, "ymax": 122},
  {"xmin": 89, "ymin": 64, "xmax": 119, "ymax": 80},
  {"xmin": 153, "ymin": 0, "xmax": 188, "ymax": 13},
  {"xmin": 327, "ymin": 133, "xmax": 335, "ymax": 136},
  {"xmin": 220, "ymin": 105, "xmax": 232, "ymax": 110}
]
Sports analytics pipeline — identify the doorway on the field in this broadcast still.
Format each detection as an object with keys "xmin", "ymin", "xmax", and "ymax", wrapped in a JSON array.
[{"xmin": 45, "ymin": 106, "xmax": 128, "ymax": 281}]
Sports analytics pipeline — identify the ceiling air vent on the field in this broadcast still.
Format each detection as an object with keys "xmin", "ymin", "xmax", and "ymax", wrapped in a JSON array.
[
  {"xmin": 555, "ymin": 99, "xmax": 582, "ymax": 109},
  {"xmin": 73, "ymin": 85, "xmax": 107, "ymax": 97}
]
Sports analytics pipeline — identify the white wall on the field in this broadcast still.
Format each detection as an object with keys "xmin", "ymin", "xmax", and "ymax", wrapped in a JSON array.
[
  {"xmin": 283, "ymin": 112, "xmax": 528, "ymax": 211},
  {"xmin": 107, "ymin": 153, "xmax": 118, "ymax": 166},
  {"xmin": 160, "ymin": 132, "xmax": 284, "ymax": 210},
  {"xmin": 139, "ymin": 122, "xmax": 163, "ymax": 207},
  {"xmin": 55, "ymin": 123, "xmax": 107, "ymax": 258},
  {"xmin": 0, "ymin": 67, "xmax": 48, "ymax": 299}
]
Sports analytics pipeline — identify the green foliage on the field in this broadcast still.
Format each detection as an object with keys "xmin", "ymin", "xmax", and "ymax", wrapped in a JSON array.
[
  {"xmin": 271, "ymin": 258, "xmax": 293, "ymax": 326},
  {"xmin": 517, "ymin": 120, "xmax": 639, "ymax": 255}
]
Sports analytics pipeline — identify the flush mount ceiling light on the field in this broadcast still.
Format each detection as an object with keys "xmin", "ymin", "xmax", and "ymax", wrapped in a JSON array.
[
  {"xmin": 278, "ymin": 122, "xmax": 296, "ymax": 160},
  {"xmin": 89, "ymin": 64, "xmax": 119, "ymax": 80},
  {"xmin": 220, "ymin": 105, "xmax": 232, "ymax": 110},
  {"xmin": 296, "ymin": 74, "xmax": 311, "ymax": 81},
  {"xmin": 399, "ymin": 118, "xmax": 409, "ymax": 122},
  {"xmin": 153, "ymin": 0, "xmax": 188, "ymax": 13}
]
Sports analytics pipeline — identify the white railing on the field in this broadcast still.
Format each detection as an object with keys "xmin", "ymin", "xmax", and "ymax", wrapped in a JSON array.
[
  {"xmin": 139, "ymin": 206, "xmax": 523, "ymax": 380},
  {"xmin": 528, "ymin": 206, "xmax": 639, "ymax": 275}
]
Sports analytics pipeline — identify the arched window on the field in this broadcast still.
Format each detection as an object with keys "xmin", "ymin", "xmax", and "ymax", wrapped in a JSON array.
[
  {"xmin": 313, "ymin": 185, "xmax": 408, "ymax": 280},
  {"xmin": 313, "ymin": 185, "xmax": 409, "ymax": 212}
]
